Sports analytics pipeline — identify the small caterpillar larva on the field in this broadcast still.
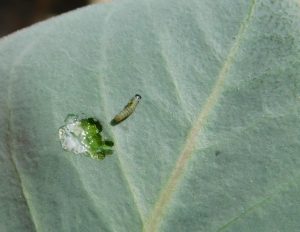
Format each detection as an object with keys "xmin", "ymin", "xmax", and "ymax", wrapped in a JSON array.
[{"xmin": 111, "ymin": 94, "xmax": 141, "ymax": 125}]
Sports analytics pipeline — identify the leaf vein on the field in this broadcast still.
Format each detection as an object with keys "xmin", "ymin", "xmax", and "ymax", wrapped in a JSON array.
[
  {"xmin": 96, "ymin": 8, "xmax": 145, "ymax": 226},
  {"xmin": 7, "ymin": 41, "xmax": 40, "ymax": 232},
  {"xmin": 143, "ymin": 1, "xmax": 257, "ymax": 231},
  {"xmin": 216, "ymin": 195, "xmax": 272, "ymax": 232}
]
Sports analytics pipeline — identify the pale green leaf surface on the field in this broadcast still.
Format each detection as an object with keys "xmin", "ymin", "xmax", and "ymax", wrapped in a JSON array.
[{"xmin": 0, "ymin": 0, "xmax": 300, "ymax": 231}]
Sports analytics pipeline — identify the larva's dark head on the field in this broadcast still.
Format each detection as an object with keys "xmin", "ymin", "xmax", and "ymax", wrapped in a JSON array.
[{"xmin": 135, "ymin": 94, "xmax": 142, "ymax": 100}]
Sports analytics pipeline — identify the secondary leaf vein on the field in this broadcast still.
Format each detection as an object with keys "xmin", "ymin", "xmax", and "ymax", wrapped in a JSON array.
[
  {"xmin": 7, "ymin": 41, "xmax": 40, "ymax": 232},
  {"xmin": 97, "ymin": 8, "xmax": 144, "ymax": 226}
]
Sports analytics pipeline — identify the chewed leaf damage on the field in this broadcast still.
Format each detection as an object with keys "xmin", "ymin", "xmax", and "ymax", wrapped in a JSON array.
[{"xmin": 58, "ymin": 114, "xmax": 114, "ymax": 160}]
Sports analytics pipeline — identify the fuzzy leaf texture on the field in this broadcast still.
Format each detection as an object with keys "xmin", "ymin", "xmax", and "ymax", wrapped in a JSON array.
[{"xmin": 0, "ymin": 0, "xmax": 300, "ymax": 231}]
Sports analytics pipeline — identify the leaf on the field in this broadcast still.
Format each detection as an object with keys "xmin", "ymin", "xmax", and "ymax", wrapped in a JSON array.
[{"xmin": 1, "ymin": 0, "xmax": 300, "ymax": 231}]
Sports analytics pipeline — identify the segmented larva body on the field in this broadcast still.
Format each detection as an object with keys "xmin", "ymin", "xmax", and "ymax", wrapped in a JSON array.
[{"xmin": 111, "ymin": 94, "xmax": 141, "ymax": 125}]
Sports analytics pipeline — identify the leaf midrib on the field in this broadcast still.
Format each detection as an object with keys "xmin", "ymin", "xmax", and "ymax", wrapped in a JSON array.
[{"xmin": 143, "ymin": 1, "xmax": 257, "ymax": 231}]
